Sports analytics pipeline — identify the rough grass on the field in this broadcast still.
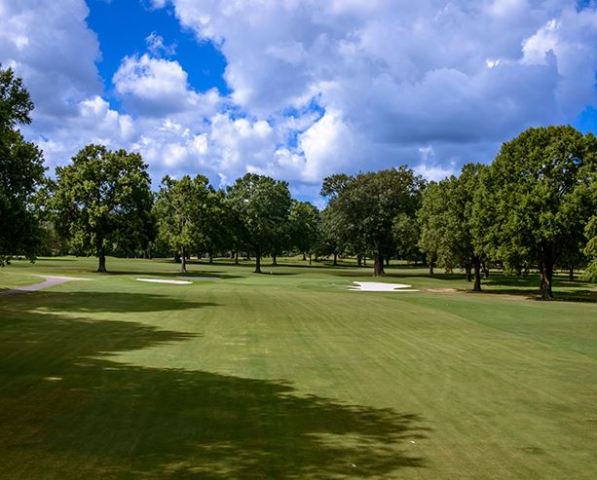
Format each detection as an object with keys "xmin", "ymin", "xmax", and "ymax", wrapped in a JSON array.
[{"xmin": 0, "ymin": 256, "xmax": 596, "ymax": 479}]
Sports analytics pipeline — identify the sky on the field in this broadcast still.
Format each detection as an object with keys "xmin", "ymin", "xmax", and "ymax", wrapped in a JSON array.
[{"xmin": 1, "ymin": 0, "xmax": 596, "ymax": 204}]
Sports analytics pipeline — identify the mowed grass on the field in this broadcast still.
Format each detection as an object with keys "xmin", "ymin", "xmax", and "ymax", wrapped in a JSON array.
[{"xmin": 0, "ymin": 257, "xmax": 596, "ymax": 479}]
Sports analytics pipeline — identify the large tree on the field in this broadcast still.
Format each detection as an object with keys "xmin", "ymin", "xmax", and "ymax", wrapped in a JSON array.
[
  {"xmin": 333, "ymin": 167, "xmax": 424, "ymax": 276},
  {"xmin": 53, "ymin": 145, "xmax": 153, "ymax": 273},
  {"xmin": 418, "ymin": 164, "xmax": 489, "ymax": 290},
  {"xmin": 487, "ymin": 126, "xmax": 596, "ymax": 299},
  {"xmin": 0, "ymin": 66, "xmax": 45, "ymax": 265},
  {"xmin": 226, "ymin": 173, "xmax": 291, "ymax": 273},
  {"xmin": 154, "ymin": 175, "xmax": 212, "ymax": 272}
]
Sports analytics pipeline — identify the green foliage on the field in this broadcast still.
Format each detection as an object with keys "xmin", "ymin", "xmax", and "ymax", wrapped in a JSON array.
[
  {"xmin": 418, "ymin": 164, "xmax": 487, "ymax": 289},
  {"xmin": 0, "ymin": 65, "xmax": 45, "ymax": 266},
  {"xmin": 154, "ymin": 175, "xmax": 211, "ymax": 264},
  {"xmin": 226, "ymin": 173, "xmax": 291, "ymax": 272},
  {"xmin": 332, "ymin": 167, "xmax": 424, "ymax": 275},
  {"xmin": 320, "ymin": 173, "xmax": 354, "ymax": 199},
  {"xmin": 288, "ymin": 200, "xmax": 320, "ymax": 258},
  {"xmin": 53, "ymin": 145, "xmax": 153, "ymax": 272},
  {"xmin": 485, "ymin": 126, "xmax": 596, "ymax": 298},
  {"xmin": 392, "ymin": 212, "xmax": 422, "ymax": 263}
]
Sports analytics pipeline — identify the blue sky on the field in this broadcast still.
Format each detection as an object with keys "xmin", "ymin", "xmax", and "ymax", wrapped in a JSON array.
[
  {"xmin": 1, "ymin": 0, "xmax": 596, "ymax": 202},
  {"xmin": 87, "ymin": 0, "xmax": 228, "ymax": 105}
]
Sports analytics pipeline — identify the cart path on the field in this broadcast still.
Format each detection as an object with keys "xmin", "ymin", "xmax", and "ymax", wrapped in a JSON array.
[{"xmin": 0, "ymin": 275, "xmax": 89, "ymax": 296}]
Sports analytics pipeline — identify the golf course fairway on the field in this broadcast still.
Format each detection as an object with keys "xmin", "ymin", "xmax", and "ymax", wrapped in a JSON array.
[{"xmin": 1, "ymin": 257, "xmax": 596, "ymax": 479}]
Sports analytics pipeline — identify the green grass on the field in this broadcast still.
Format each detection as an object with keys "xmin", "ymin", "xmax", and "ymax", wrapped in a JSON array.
[{"xmin": 0, "ymin": 256, "xmax": 596, "ymax": 479}]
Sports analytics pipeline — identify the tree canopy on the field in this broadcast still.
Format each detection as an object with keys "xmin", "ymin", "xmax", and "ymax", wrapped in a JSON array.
[
  {"xmin": 53, "ymin": 145, "xmax": 153, "ymax": 272},
  {"xmin": 0, "ymin": 66, "xmax": 45, "ymax": 266},
  {"xmin": 484, "ymin": 126, "xmax": 597, "ymax": 299},
  {"xmin": 329, "ymin": 167, "xmax": 424, "ymax": 276},
  {"xmin": 226, "ymin": 173, "xmax": 292, "ymax": 273},
  {"xmin": 154, "ymin": 175, "xmax": 213, "ymax": 272}
]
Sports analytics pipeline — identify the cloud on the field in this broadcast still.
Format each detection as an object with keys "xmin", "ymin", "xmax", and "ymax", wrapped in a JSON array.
[
  {"xmin": 2, "ymin": 0, "xmax": 597, "ymax": 204},
  {"xmin": 165, "ymin": 0, "xmax": 596, "ymax": 175},
  {"xmin": 112, "ymin": 53, "xmax": 221, "ymax": 117},
  {"xmin": 145, "ymin": 32, "xmax": 176, "ymax": 57},
  {"xmin": 0, "ymin": 0, "xmax": 102, "ymax": 121}
]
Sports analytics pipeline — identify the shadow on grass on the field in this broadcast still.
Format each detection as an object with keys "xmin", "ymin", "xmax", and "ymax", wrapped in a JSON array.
[
  {"xmin": 0, "ymin": 290, "xmax": 217, "ymax": 314},
  {"xmin": 473, "ymin": 288, "xmax": 597, "ymax": 303},
  {"xmin": 98, "ymin": 270, "xmax": 244, "ymax": 280},
  {"xmin": 0, "ymin": 305, "xmax": 428, "ymax": 479}
]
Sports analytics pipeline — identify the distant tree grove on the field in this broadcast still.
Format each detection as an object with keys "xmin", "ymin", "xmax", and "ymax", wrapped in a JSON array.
[{"xmin": 2, "ymin": 66, "xmax": 597, "ymax": 299}]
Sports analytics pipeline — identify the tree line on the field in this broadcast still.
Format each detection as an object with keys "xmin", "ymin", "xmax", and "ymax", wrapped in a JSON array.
[{"xmin": 2, "ymin": 65, "xmax": 596, "ymax": 299}]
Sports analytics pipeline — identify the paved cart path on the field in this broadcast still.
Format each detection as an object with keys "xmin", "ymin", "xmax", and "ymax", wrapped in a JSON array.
[{"xmin": 0, "ymin": 275, "xmax": 88, "ymax": 296}]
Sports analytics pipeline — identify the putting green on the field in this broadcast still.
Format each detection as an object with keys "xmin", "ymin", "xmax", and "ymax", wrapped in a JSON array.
[{"xmin": 0, "ymin": 256, "xmax": 596, "ymax": 479}]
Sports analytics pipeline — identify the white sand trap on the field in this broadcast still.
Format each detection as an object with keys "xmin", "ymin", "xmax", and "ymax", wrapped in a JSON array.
[
  {"xmin": 349, "ymin": 282, "xmax": 419, "ymax": 292},
  {"xmin": 136, "ymin": 278, "xmax": 192, "ymax": 285}
]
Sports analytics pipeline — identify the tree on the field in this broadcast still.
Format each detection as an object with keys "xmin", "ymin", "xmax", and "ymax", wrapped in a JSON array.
[
  {"xmin": 584, "ymin": 215, "xmax": 597, "ymax": 282},
  {"xmin": 582, "ymin": 171, "xmax": 597, "ymax": 282},
  {"xmin": 53, "ymin": 145, "xmax": 153, "ymax": 273},
  {"xmin": 154, "ymin": 175, "xmax": 211, "ymax": 273},
  {"xmin": 320, "ymin": 173, "xmax": 354, "ymax": 199},
  {"xmin": 333, "ymin": 167, "xmax": 424, "ymax": 276},
  {"xmin": 445, "ymin": 164, "xmax": 488, "ymax": 291},
  {"xmin": 197, "ymin": 188, "xmax": 228, "ymax": 264},
  {"xmin": 226, "ymin": 173, "xmax": 291, "ymax": 273},
  {"xmin": 0, "ymin": 66, "xmax": 45, "ymax": 266},
  {"xmin": 487, "ymin": 126, "xmax": 596, "ymax": 299},
  {"xmin": 289, "ymin": 200, "xmax": 320, "ymax": 262},
  {"xmin": 318, "ymin": 205, "xmax": 344, "ymax": 266}
]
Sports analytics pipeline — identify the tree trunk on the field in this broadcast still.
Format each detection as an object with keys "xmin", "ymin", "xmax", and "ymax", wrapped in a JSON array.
[
  {"xmin": 357, "ymin": 255, "xmax": 362, "ymax": 267},
  {"xmin": 309, "ymin": 253, "xmax": 312, "ymax": 265},
  {"xmin": 254, "ymin": 248, "xmax": 262, "ymax": 274},
  {"xmin": 234, "ymin": 250, "xmax": 239, "ymax": 265},
  {"xmin": 208, "ymin": 252, "xmax": 213, "ymax": 264},
  {"xmin": 539, "ymin": 254, "xmax": 554, "ymax": 300},
  {"xmin": 429, "ymin": 263, "xmax": 434, "ymax": 275},
  {"xmin": 302, "ymin": 252, "xmax": 307, "ymax": 261},
  {"xmin": 272, "ymin": 253, "xmax": 277, "ymax": 266},
  {"xmin": 97, "ymin": 251, "xmax": 107, "ymax": 273},
  {"xmin": 473, "ymin": 256, "xmax": 482, "ymax": 292},
  {"xmin": 568, "ymin": 267, "xmax": 574, "ymax": 281},
  {"xmin": 333, "ymin": 252, "xmax": 338, "ymax": 266},
  {"xmin": 373, "ymin": 254, "xmax": 385, "ymax": 276},
  {"xmin": 180, "ymin": 247, "xmax": 187, "ymax": 273},
  {"xmin": 385, "ymin": 257, "xmax": 390, "ymax": 267},
  {"xmin": 464, "ymin": 264, "xmax": 472, "ymax": 282},
  {"xmin": 482, "ymin": 261, "xmax": 489, "ymax": 278}
]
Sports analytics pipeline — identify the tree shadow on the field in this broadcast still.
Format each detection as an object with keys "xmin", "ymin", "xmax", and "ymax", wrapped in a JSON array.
[
  {"xmin": 0, "ymin": 290, "xmax": 217, "ymax": 314},
  {"xmin": 101, "ymin": 270, "xmax": 244, "ymax": 280},
  {"xmin": 0, "ymin": 307, "xmax": 428, "ymax": 479},
  {"xmin": 480, "ymin": 273, "xmax": 597, "ymax": 303},
  {"xmin": 473, "ymin": 288, "xmax": 597, "ymax": 303}
]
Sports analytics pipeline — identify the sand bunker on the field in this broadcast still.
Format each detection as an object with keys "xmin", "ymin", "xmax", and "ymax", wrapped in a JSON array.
[
  {"xmin": 349, "ymin": 282, "xmax": 419, "ymax": 292},
  {"xmin": 136, "ymin": 278, "xmax": 192, "ymax": 285}
]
